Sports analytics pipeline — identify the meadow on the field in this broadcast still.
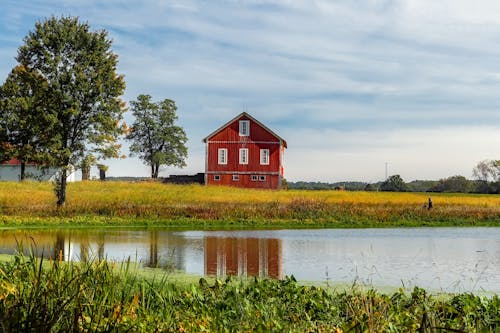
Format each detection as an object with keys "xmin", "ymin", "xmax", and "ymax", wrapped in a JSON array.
[
  {"xmin": 1, "ymin": 253, "xmax": 500, "ymax": 332},
  {"xmin": 0, "ymin": 181, "xmax": 499, "ymax": 227},
  {"xmin": 1, "ymin": 182, "xmax": 500, "ymax": 332}
]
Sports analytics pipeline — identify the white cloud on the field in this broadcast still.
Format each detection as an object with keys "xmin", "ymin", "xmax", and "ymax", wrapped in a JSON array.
[
  {"xmin": 1, "ymin": 0, "xmax": 500, "ymax": 181},
  {"xmin": 284, "ymin": 126, "xmax": 500, "ymax": 182}
]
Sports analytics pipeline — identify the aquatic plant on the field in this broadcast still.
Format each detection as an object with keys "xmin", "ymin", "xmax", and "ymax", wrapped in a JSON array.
[{"xmin": 1, "ymin": 253, "xmax": 500, "ymax": 332}]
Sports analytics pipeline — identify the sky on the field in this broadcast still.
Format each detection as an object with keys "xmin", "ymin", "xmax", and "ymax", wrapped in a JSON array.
[{"xmin": 1, "ymin": 0, "xmax": 499, "ymax": 183}]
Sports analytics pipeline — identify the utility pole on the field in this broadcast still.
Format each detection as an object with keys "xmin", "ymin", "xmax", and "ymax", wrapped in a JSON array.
[{"xmin": 385, "ymin": 162, "xmax": 388, "ymax": 180}]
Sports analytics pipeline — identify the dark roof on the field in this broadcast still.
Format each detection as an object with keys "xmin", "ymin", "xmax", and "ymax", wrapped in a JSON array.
[{"xmin": 203, "ymin": 112, "xmax": 287, "ymax": 148}]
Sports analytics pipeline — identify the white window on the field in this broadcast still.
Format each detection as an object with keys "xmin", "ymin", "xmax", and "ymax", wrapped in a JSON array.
[
  {"xmin": 214, "ymin": 175, "xmax": 221, "ymax": 181},
  {"xmin": 239, "ymin": 120, "xmax": 250, "ymax": 136},
  {"xmin": 239, "ymin": 148, "xmax": 248, "ymax": 165},
  {"xmin": 251, "ymin": 175, "xmax": 258, "ymax": 181},
  {"xmin": 260, "ymin": 149, "xmax": 270, "ymax": 165},
  {"xmin": 259, "ymin": 175, "xmax": 266, "ymax": 181},
  {"xmin": 218, "ymin": 148, "xmax": 227, "ymax": 165},
  {"xmin": 232, "ymin": 174, "xmax": 239, "ymax": 181}
]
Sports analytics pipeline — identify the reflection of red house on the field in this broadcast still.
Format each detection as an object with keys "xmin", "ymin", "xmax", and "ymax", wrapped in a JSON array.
[
  {"xmin": 203, "ymin": 112, "xmax": 287, "ymax": 189},
  {"xmin": 204, "ymin": 237, "xmax": 282, "ymax": 279}
]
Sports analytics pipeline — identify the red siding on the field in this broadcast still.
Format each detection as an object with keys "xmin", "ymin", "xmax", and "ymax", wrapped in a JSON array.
[
  {"xmin": 205, "ymin": 113, "xmax": 286, "ymax": 190},
  {"xmin": 205, "ymin": 237, "xmax": 283, "ymax": 279},
  {"xmin": 206, "ymin": 142, "xmax": 280, "ymax": 173},
  {"xmin": 206, "ymin": 174, "xmax": 281, "ymax": 189}
]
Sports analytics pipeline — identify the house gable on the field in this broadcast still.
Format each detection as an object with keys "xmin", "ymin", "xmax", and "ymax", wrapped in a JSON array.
[
  {"xmin": 203, "ymin": 112, "xmax": 287, "ymax": 147},
  {"xmin": 204, "ymin": 112, "xmax": 286, "ymax": 190}
]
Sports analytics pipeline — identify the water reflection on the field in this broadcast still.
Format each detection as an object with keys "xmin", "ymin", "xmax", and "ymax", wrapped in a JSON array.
[
  {"xmin": 2, "ymin": 227, "xmax": 500, "ymax": 292},
  {"xmin": 0, "ymin": 229, "xmax": 281, "ymax": 279},
  {"xmin": 205, "ymin": 237, "xmax": 282, "ymax": 279}
]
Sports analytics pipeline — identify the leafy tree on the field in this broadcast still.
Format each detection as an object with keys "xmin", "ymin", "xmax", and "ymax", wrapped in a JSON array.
[
  {"xmin": 0, "ymin": 65, "xmax": 53, "ymax": 179},
  {"xmin": 126, "ymin": 94, "xmax": 188, "ymax": 178},
  {"xmin": 0, "ymin": 143, "xmax": 9, "ymax": 163},
  {"xmin": 0, "ymin": 112, "xmax": 10, "ymax": 163},
  {"xmin": 380, "ymin": 175, "xmax": 407, "ymax": 192},
  {"xmin": 363, "ymin": 183, "xmax": 379, "ymax": 191},
  {"xmin": 430, "ymin": 175, "xmax": 472, "ymax": 193},
  {"xmin": 472, "ymin": 159, "xmax": 500, "ymax": 193},
  {"xmin": 406, "ymin": 180, "xmax": 439, "ymax": 192},
  {"xmin": 15, "ymin": 16, "xmax": 126, "ymax": 204},
  {"xmin": 473, "ymin": 160, "xmax": 492, "ymax": 182}
]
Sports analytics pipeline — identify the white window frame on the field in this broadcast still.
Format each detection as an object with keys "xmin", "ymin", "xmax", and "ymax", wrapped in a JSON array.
[
  {"xmin": 239, "ymin": 148, "xmax": 248, "ymax": 165},
  {"xmin": 232, "ymin": 174, "xmax": 239, "ymax": 181},
  {"xmin": 251, "ymin": 175, "xmax": 258, "ymax": 181},
  {"xmin": 213, "ymin": 175, "xmax": 221, "ymax": 181},
  {"xmin": 218, "ymin": 148, "xmax": 227, "ymax": 165},
  {"xmin": 260, "ymin": 149, "xmax": 270, "ymax": 165},
  {"xmin": 239, "ymin": 120, "xmax": 250, "ymax": 136},
  {"xmin": 259, "ymin": 175, "xmax": 266, "ymax": 182}
]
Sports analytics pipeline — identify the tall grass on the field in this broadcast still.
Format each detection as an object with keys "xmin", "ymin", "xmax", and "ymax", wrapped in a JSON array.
[
  {"xmin": 0, "ymin": 181, "xmax": 499, "ymax": 227},
  {"xmin": 1, "ymin": 253, "xmax": 500, "ymax": 332}
]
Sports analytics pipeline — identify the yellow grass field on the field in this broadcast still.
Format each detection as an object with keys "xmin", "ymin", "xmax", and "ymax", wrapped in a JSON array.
[{"xmin": 0, "ymin": 181, "xmax": 499, "ymax": 227}]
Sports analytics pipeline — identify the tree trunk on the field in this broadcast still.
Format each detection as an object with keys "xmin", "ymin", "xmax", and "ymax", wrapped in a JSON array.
[
  {"xmin": 20, "ymin": 162, "xmax": 25, "ymax": 181},
  {"xmin": 151, "ymin": 163, "xmax": 160, "ymax": 178},
  {"xmin": 56, "ymin": 168, "xmax": 67, "ymax": 206},
  {"xmin": 152, "ymin": 163, "xmax": 159, "ymax": 179}
]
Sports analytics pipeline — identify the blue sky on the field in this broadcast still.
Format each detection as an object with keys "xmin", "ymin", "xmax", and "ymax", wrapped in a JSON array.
[{"xmin": 1, "ymin": 0, "xmax": 499, "ymax": 182}]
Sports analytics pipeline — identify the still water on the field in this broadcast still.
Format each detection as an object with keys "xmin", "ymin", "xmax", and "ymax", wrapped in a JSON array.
[{"xmin": 1, "ymin": 227, "xmax": 500, "ymax": 292}]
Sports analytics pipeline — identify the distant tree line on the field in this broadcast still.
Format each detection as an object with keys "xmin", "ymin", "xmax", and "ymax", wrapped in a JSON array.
[{"xmin": 288, "ymin": 160, "xmax": 500, "ymax": 194}]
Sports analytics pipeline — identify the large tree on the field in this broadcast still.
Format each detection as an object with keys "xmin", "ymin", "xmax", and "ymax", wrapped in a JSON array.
[
  {"xmin": 380, "ymin": 174, "xmax": 407, "ymax": 192},
  {"xmin": 430, "ymin": 175, "xmax": 472, "ymax": 193},
  {"xmin": 16, "ymin": 16, "xmax": 126, "ymax": 205},
  {"xmin": 0, "ymin": 65, "xmax": 54, "ymax": 179},
  {"xmin": 126, "ymin": 94, "xmax": 187, "ymax": 178},
  {"xmin": 472, "ymin": 159, "xmax": 500, "ymax": 193},
  {"xmin": 473, "ymin": 159, "xmax": 500, "ymax": 182}
]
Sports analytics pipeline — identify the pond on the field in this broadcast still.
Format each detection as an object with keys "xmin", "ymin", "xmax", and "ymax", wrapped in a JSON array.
[{"xmin": 1, "ymin": 227, "xmax": 500, "ymax": 293}]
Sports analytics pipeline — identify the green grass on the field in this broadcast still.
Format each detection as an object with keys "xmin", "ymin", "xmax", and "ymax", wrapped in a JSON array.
[{"xmin": 1, "ymin": 253, "xmax": 500, "ymax": 332}]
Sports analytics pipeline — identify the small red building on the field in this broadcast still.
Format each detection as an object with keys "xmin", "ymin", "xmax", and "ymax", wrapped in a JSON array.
[{"xmin": 203, "ymin": 112, "xmax": 287, "ymax": 189}]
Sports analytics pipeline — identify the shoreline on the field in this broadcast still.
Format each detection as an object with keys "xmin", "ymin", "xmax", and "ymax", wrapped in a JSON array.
[{"xmin": 2, "ymin": 216, "xmax": 500, "ymax": 229}]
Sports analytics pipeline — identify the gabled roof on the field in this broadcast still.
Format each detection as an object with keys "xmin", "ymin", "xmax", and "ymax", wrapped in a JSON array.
[
  {"xmin": 203, "ymin": 112, "xmax": 287, "ymax": 148},
  {"xmin": 2, "ymin": 158, "xmax": 22, "ymax": 165},
  {"xmin": 1, "ymin": 158, "xmax": 39, "ymax": 166}
]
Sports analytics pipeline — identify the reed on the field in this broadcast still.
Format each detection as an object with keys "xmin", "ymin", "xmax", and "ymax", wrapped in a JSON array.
[
  {"xmin": 0, "ymin": 181, "xmax": 499, "ymax": 227},
  {"xmin": 1, "ymin": 253, "xmax": 499, "ymax": 332}
]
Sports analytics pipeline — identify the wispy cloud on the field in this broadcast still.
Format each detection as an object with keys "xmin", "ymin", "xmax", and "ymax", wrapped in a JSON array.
[{"xmin": 1, "ymin": 0, "xmax": 499, "ymax": 181}]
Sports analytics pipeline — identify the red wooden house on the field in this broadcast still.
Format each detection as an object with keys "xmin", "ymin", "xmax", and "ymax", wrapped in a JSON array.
[{"xmin": 203, "ymin": 112, "xmax": 287, "ymax": 189}]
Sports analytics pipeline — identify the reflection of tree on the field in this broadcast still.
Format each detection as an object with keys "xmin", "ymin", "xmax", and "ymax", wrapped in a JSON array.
[
  {"xmin": 53, "ymin": 232, "xmax": 65, "ymax": 261},
  {"xmin": 148, "ymin": 230, "xmax": 159, "ymax": 268},
  {"xmin": 79, "ymin": 233, "xmax": 90, "ymax": 262},
  {"xmin": 97, "ymin": 234, "xmax": 105, "ymax": 260},
  {"xmin": 144, "ymin": 231, "xmax": 186, "ymax": 270}
]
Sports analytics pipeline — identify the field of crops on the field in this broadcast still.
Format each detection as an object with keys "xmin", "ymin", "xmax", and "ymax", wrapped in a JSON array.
[
  {"xmin": 1, "ymin": 253, "xmax": 499, "ymax": 332},
  {"xmin": 0, "ymin": 181, "xmax": 499, "ymax": 227}
]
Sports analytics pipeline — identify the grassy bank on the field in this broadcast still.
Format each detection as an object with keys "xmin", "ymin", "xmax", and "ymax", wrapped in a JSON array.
[
  {"xmin": 0, "ymin": 181, "xmax": 499, "ymax": 228},
  {"xmin": 1, "ymin": 253, "xmax": 499, "ymax": 332}
]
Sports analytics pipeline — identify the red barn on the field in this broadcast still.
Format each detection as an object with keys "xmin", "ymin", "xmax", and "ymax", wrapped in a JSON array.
[{"xmin": 203, "ymin": 112, "xmax": 287, "ymax": 189}]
